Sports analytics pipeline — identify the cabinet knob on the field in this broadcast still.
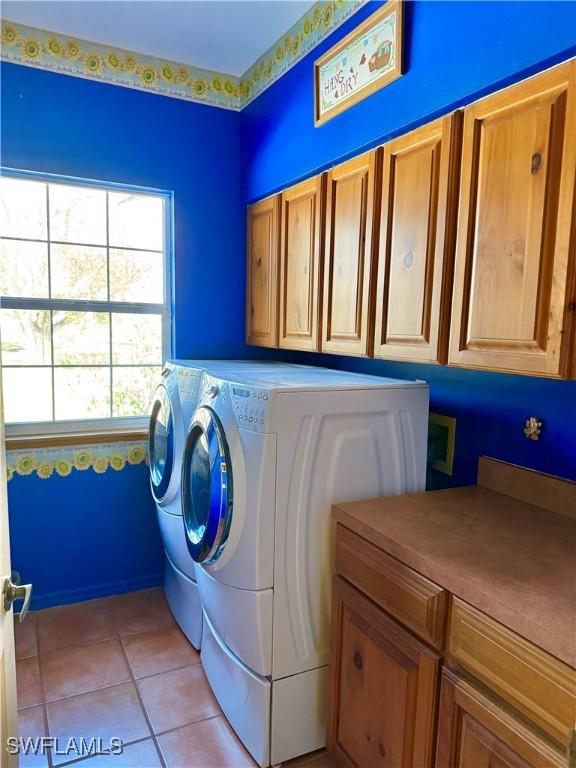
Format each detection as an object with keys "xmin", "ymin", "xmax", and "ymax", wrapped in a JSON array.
[
  {"xmin": 353, "ymin": 650, "xmax": 363, "ymax": 670},
  {"xmin": 531, "ymin": 152, "xmax": 542, "ymax": 174}
]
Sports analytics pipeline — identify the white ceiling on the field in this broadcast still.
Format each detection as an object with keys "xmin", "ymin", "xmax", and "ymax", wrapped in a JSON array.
[{"xmin": 1, "ymin": 0, "xmax": 317, "ymax": 76}]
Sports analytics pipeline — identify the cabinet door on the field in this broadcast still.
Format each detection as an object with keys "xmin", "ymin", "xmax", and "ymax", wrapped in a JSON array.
[
  {"xmin": 436, "ymin": 670, "xmax": 565, "ymax": 768},
  {"xmin": 374, "ymin": 114, "xmax": 461, "ymax": 363},
  {"xmin": 279, "ymin": 176, "xmax": 324, "ymax": 350},
  {"xmin": 328, "ymin": 576, "xmax": 441, "ymax": 768},
  {"xmin": 449, "ymin": 61, "xmax": 576, "ymax": 377},
  {"xmin": 246, "ymin": 196, "xmax": 280, "ymax": 347},
  {"xmin": 322, "ymin": 152, "xmax": 379, "ymax": 356}
]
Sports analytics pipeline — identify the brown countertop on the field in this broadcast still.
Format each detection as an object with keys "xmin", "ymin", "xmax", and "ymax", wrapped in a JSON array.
[{"xmin": 332, "ymin": 471, "xmax": 576, "ymax": 667}]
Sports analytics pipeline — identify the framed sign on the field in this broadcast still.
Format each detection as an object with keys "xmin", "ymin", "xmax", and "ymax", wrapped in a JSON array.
[{"xmin": 314, "ymin": 0, "xmax": 403, "ymax": 126}]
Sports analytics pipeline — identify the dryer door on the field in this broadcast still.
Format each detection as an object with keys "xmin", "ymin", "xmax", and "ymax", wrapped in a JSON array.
[
  {"xmin": 182, "ymin": 406, "xmax": 233, "ymax": 565},
  {"xmin": 149, "ymin": 384, "xmax": 175, "ymax": 502}
]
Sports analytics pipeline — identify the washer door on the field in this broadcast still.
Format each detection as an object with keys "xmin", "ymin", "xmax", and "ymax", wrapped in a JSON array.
[
  {"xmin": 149, "ymin": 384, "xmax": 175, "ymax": 502},
  {"xmin": 182, "ymin": 406, "xmax": 233, "ymax": 565}
]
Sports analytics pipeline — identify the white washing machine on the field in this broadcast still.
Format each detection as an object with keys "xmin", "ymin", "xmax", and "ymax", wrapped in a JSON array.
[
  {"xmin": 149, "ymin": 360, "xmax": 207, "ymax": 647},
  {"xmin": 180, "ymin": 365, "xmax": 429, "ymax": 766},
  {"xmin": 150, "ymin": 360, "xmax": 304, "ymax": 648}
]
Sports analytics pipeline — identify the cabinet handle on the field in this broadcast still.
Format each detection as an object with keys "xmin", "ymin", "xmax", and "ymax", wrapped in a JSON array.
[
  {"xmin": 531, "ymin": 152, "xmax": 542, "ymax": 174},
  {"xmin": 353, "ymin": 650, "xmax": 363, "ymax": 670}
]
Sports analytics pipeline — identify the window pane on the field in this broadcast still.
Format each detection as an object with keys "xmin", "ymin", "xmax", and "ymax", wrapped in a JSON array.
[
  {"xmin": 49, "ymin": 184, "xmax": 107, "ymax": 245},
  {"xmin": 109, "ymin": 249, "xmax": 163, "ymax": 303},
  {"xmin": 50, "ymin": 244, "xmax": 108, "ymax": 300},
  {"xmin": 3, "ymin": 367, "xmax": 53, "ymax": 422},
  {"xmin": 113, "ymin": 365, "xmax": 160, "ymax": 417},
  {"xmin": 0, "ymin": 309, "xmax": 52, "ymax": 365},
  {"xmin": 109, "ymin": 192, "xmax": 163, "ymax": 250},
  {"xmin": 0, "ymin": 240, "xmax": 49, "ymax": 298},
  {"xmin": 0, "ymin": 178, "xmax": 47, "ymax": 239},
  {"xmin": 53, "ymin": 312, "xmax": 110, "ymax": 365},
  {"xmin": 54, "ymin": 367, "xmax": 110, "ymax": 420},
  {"xmin": 111, "ymin": 313, "xmax": 162, "ymax": 365}
]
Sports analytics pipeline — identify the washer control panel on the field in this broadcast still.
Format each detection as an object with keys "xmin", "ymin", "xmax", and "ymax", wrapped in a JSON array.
[
  {"xmin": 176, "ymin": 368, "xmax": 202, "ymax": 403},
  {"xmin": 231, "ymin": 387, "xmax": 269, "ymax": 432}
]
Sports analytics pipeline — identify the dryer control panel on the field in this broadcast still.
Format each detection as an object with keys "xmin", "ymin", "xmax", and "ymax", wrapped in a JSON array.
[{"xmin": 231, "ymin": 387, "xmax": 269, "ymax": 432}]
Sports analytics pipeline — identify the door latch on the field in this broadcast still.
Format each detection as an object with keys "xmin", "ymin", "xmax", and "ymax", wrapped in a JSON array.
[{"xmin": 2, "ymin": 575, "xmax": 32, "ymax": 622}]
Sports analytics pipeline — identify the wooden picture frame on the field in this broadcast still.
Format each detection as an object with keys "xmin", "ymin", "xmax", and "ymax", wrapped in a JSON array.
[{"xmin": 314, "ymin": 0, "xmax": 403, "ymax": 126}]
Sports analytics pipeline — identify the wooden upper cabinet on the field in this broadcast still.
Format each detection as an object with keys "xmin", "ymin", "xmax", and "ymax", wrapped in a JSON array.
[
  {"xmin": 449, "ymin": 60, "xmax": 576, "ymax": 377},
  {"xmin": 374, "ymin": 114, "xmax": 461, "ymax": 363},
  {"xmin": 279, "ymin": 176, "xmax": 324, "ymax": 351},
  {"xmin": 322, "ymin": 152, "xmax": 379, "ymax": 356},
  {"xmin": 246, "ymin": 195, "xmax": 280, "ymax": 347}
]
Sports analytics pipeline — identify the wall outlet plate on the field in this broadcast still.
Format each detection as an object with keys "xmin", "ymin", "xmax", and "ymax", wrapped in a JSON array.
[{"xmin": 428, "ymin": 413, "xmax": 456, "ymax": 475}]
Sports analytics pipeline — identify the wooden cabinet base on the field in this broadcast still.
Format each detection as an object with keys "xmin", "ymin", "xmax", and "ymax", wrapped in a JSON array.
[
  {"xmin": 327, "ymin": 577, "xmax": 441, "ymax": 768},
  {"xmin": 436, "ymin": 670, "xmax": 567, "ymax": 768}
]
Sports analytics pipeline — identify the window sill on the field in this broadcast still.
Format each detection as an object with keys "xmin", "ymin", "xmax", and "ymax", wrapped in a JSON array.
[{"xmin": 5, "ymin": 428, "xmax": 148, "ymax": 451}]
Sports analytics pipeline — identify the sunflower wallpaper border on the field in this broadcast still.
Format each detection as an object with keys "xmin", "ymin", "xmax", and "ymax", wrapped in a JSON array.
[
  {"xmin": 6, "ymin": 441, "xmax": 148, "ymax": 481},
  {"xmin": 1, "ymin": 0, "xmax": 366, "ymax": 110},
  {"xmin": 242, "ymin": 0, "xmax": 365, "ymax": 106},
  {"xmin": 0, "ymin": 22, "xmax": 243, "ymax": 109}
]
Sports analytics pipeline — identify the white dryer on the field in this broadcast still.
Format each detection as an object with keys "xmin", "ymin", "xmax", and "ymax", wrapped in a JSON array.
[
  {"xmin": 180, "ymin": 365, "xmax": 429, "ymax": 766},
  {"xmin": 150, "ymin": 360, "xmax": 304, "ymax": 648}
]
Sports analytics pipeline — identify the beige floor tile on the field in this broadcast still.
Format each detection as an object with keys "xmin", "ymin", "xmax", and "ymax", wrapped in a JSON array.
[
  {"xmin": 17, "ymin": 657, "xmax": 43, "ymax": 709},
  {"xmin": 158, "ymin": 716, "xmax": 256, "ymax": 768},
  {"xmin": 137, "ymin": 664, "xmax": 220, "ymax": 734},
  {"xmin": 36, "ymin": 599, "xmax": 117, "ymax": 655},
  {"xmin": 41, "ymin": 640, "xmax": 130, "ymax": 702},
  {"xmin": 108, "ymin": 589, "xmax": 175, "ymax": 637},
  {"xmin": 14, "ymin": 614, "xmax": 38, "ymax": 660},
  {"xmin": 18, "ymin": 705, "xmax": 48, "ymax": 768},
  {"xmin": 46, "ymin": 683, "xmax": 150, "ymax": 766},
  {"xmin": 122, "ymin": 626, "xmax": 199, "ymax": 679},
  {"xmin": 58, "ymin": 738, "xmax": 162, "ymax": 767}
]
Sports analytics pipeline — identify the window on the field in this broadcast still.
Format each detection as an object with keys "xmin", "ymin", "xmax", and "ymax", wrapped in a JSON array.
[{"xmin": 0, "ymin": 172, "xmax": 171, "ymax": 434}]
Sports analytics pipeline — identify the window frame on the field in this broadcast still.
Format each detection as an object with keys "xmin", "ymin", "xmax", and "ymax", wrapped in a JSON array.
[{"xmin": 0, "ymin": 167, "xmax": 174, "ymax": 438}]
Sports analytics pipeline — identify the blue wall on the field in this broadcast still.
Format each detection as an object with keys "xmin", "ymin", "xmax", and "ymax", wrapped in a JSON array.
[
  {"xmin": 241, "ymin": 0, "xmax": 576, "ymax": 200},
  {"xmin": 8, "ymin": 465, "xmax": 164, "ymax": 609},
  {"xmin": 1, "ymin": 61, "xmax": 245, "ymax": 359},
  {"xmin": 240, "ymin": 0, "xmax": 576, "ymax": 487},
  {"xmin": 1, "ymin": 62, "xmax": 246, "ymax": 607}
]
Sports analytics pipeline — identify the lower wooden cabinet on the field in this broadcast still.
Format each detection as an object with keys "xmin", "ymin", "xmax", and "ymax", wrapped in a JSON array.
[
  {"xmin": 436, "ymin": 670, "xmax": 566, "ymax": 768},
  {"xmin": 327, "ymin": 576, "xmax": 441, "ymax": 768},
  {"xmin": 447, "ymin": 598, "xmax": 576, "ymax": 749}
]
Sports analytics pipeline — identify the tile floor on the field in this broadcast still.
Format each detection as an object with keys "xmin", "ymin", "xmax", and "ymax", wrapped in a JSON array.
[{"xmin": 15, "ymin": 588, "xmax": 335, "ymax": 768}]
